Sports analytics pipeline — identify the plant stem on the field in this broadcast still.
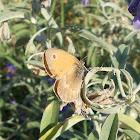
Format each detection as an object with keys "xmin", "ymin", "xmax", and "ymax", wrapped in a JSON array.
[
  {"xmin": 61, "ymin": 0, "xmax": 64, "ymax": 27},
  {"xmin": 133, "ymin": 83, "xmax": 140, "ymax": 95},
  {"xmin": 83, "ymin": 120, "xmax": 87, "ymax": 136},
  {"xmin": 50, "ymin": 0, "xmax": 57, "ymax": 16}
]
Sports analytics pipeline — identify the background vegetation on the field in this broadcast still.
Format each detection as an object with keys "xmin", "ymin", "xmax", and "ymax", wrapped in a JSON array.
[{"xmin": 0, "ymin": 0, "xmax": 140, "ymax": 140}]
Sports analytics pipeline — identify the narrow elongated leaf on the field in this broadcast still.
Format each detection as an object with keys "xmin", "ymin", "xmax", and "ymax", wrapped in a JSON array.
[
  {"xmin": 0, "ymin": 52, "xmax": 22, "ymax": 69},
  {"xmin": 126, "ymin": 63, "xmax": 140, "ymax": 85},
  {"xmin": 87, "ymin": 45, "xmax": 95, "ymax": 66},
  {"xmin": 40, "ymin": 95, "xmax": 59, "ymax": 133},
  {"xmin": 76, "ymin": 29, "xmax": 117, "ymax": 54},
  {"xmin": 67, "ymin": 36, "xmax": 76, "ymax": 55},
  {"xmin": 132, "ymin": 98, "xmax": 140, "ymax": 115},
  {"xmin": 0, "ymin": 11, "xmax": 24, "ymax": 23},
  {"xmin": 88, "ymin": 130, "xmax": 99, "ymax": 140},
  {"xmin": 121, "ymin": 69, "xmax": 133, "ymax": 95},
  {"xmin": 39, "ymin": 116, "xmax": 85, "ymax": 140},
  {"xmin": 61, "ymin": 128, "xmax": 88, "ymax": 139},
  {"xmin": 62, "ymin": 26, "xmax": 117, "ymax": 53},
  {"xmin": 124, "ymin": 130, "xmax": 140, "ymax": 140},
  {"xmin": 124, "ymin": 30, "xmax": 140, "ymax": 41},
  {"xmin": 111, "ymin": 44, "xmax": 129, "ymax": 69},
  {"xmin": 99, "ymin": 113, "xmax": 119, "ymax": 140},
  {"xmin": 26, "ymin": 121, "xmax": 40, "ymax": 130},
  {"xmin": 88, "ymin": 14, "xmax": 106, "ymax": 22},
  {"xmin": 119, "ymin": 113, "xmax": 140, "ymax": 134},
  {"xmin": 41, "ymin": 8, "xmax": 63, "ymax": 46},
  {"xmin": 26, "ymin": 60, "xmax": 44, "ymax": 69}
]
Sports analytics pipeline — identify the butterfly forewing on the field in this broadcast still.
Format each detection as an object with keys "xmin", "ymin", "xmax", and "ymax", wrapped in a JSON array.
[{"xmin": 43, "ymin": 48, "xmax": 79, "ymax": 79}]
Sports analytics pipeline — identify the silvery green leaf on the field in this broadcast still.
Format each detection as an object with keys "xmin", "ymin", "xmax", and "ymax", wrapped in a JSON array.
[
  {"xmin": 0, "ymin": 1, "xmax": 4, "ymax": 11},
  {"xmin": 0, "ymin": 11, "xmax": 24, "ymax": 23},
  {"xmin": 99, "ymin": 113, "xmax": 119, "ymax": 140},
  {"xmin": 81, "ymin": 81, "xmax": 124, "ymax": 114},
  {"xmin": 61, "ymin": 128, "xmax": 88, "ymax": 139},
  {"xmin": 111, "ymin": 44, "xmax": 129, "ymax": 69},
  {"xmin": 126, "ymin": 63, "xmax": 140, "ymax": 85},
  {"xmin": 40, "ymin": 95, "xmax": 59, "ymax": 133},
  {"xmin": 121, "ymin": 69, "xmax": 133, "ymax": 95},
  {"xmin": 85, "ymin": 67, "xmax": 115, "ymax": 85},
  {"xmin": 90, "ymin": 103, "xmax": 124, "ymax": 114},
  {"xmin": 76, "ymin": 29, "xmax": 116, "ymax": 54},
  {"xmin": 67, "ymin": 36, "xmax": 76, "ymax": 55},
  {"xmin": 41, "ymin": 8, "xmax": 63, "ymax": 46},
  {"xmin": 124, "ymin": 130, "xmax": 140, "ymax": 140},
  {"xmin": 88, "ymin": 130, "xmax": 99, "ymax": 140},
  {"xmin": 61, "ymin": 26, "xmax": 117, "ymax": 53},
  {"xmin": 131, "ymin": 98, "xmax": 140, "ymax": 115},
  {"xmin": 26, "ymin": 60, "xmax": 46, "ymax": 76},
  {"xmin": 25, "ymin": 41, "xmax": 36, "ymax": 55},
  {"xmin": 124, "ymin": 30, "xmax": 140, "ymax": 41},
  {"xmin": 39, "ymin": 116, "xmax": 85, "ymax": 140},
  {"xmin": 87, "ymin": 14, "xmax": 106, "ymax": 23},
  {"xmin": 119, "ymin": 113, "xmax": 140, "ymax": 134}
]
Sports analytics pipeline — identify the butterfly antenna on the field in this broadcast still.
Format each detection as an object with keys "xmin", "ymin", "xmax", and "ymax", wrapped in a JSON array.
[{"xmin": 81, "ymin": 55, "xmax": 88, "ymax": 62}]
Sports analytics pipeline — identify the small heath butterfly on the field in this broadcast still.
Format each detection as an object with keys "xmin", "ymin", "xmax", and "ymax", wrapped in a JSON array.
[{"xmin": 43, "ymin": 48, "xmax": 88, "ymax": 118}]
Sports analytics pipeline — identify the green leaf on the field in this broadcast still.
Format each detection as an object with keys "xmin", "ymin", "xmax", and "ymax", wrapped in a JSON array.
[
  {"xmin": 62, "ymin": 26, "xmax": 117, "ymax": 53},
  {"xmin": 67, "ymin": 36, "xmax": 76, "ymax": 55},
  {"xmin": 119, "ymin": 113, "xmax": 140, "ymax": 134},
  {"xmin": 87, "ymin": 14, "xmax": 106, "ymax": 23},
  {"xmin": 26, "ymin": 121, "xmax": 40, "ymax": 130},
  {"xmin": 39, "ymin": 116, "xmax": 85, "ymax": 140},
  {"xmin": 121, "ymin": 69, "xmax": 133, "ymax": 95},
  {"xmin": 82, "ymin": 67, "xmax": 124, "ymax": 114},
  {"xmin": 76, "ymin": 29, "xmax": 117, "ymax": 54},
  {"xmin": 124, "ymin": 30, "xmax": 140, "ymax": 41},
  {"xmin": 88, "ymin": 130, "xmax": 99, "ymax": 140},
  {"xmin": 0, "ymin": 52, "xmax": 22, "ymax": 69},
  {"xmin": 87, "ymin": 46, "xmax": 95, "ymax": 66},
  {"xmin": 41, "ymin": 8, "xmax": 63, "ymax": 46},
  {"xmin": 111, "ymin": 44, "xmax": 129, "ymax": 69},
  {"xmin": 40, "ymin": 95, "xmax": 59, "ymax": 134},
  {"xmin": 0, "ymin": 11, "xmax": 24, "ymax": 23},
  {"xmin": 0, "ymin": 136, "xmax": 5, "ymax": 140},
  {"xmin": 26, "ymin": 60, "xmax": 44, "ymax": 69},
  {"xmin": 61, "ymin": 128, "xmax": 88, "ymax": 139},
  {"xmin": 132, "ymin": 98, "xmax": 140, "ymax": 115},
  {"xmin": 126, "ymin": 63, "xmax": 140, "ymax": 85},
  {"xmin": 124, "ymin": 130, "xmax": 140, "ymax": 140},
  {"xmin": 99, "ymin": 113, "xmax": 119, "ymax": 140},
  {"xmin": 0, "ymin": 1, "xmax": 4, "ymax": 11}
]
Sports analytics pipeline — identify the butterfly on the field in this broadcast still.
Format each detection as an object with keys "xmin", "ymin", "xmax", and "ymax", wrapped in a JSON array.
[{"xmin": 43, "ymin": 48, "xmax": 89, "ymax": 118}]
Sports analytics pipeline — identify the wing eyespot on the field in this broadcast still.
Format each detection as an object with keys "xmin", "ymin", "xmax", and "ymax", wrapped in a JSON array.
[{"xmin": 52, "ymin": 54, "xmax": 56, "ymax": 59}]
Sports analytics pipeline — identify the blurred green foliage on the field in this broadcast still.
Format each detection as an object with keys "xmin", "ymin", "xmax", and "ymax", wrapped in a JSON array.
[{"xmin": 0, "ymin": 0, "xmax": 140, "ymax": 140}]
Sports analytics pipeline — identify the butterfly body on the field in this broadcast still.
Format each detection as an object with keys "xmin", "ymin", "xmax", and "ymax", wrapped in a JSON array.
[{"xmin": 43, "ymin": 48, "xmax": 88, "ymax": 117}]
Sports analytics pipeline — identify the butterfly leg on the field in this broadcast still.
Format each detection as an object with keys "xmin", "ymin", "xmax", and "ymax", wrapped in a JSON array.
[{"xmin": 73, "ymin": 95, "xmax": 90, "ymax": 120}]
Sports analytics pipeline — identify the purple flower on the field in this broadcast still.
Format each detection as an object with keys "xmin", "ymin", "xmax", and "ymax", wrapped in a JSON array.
[
  {"xmin": 10, "ymin": 100, "xmax": 17, "ymax": 105},
  {"xmin": 128, "ymin": 0, "xmax": 140, "ymax": 30},
  {"xmin": 5, "ymin": 63, "xmax": 15, "ymax": 78},
  {"xmin": 81, "ymin": 0, "xmax": 90, "ymax": 6}
]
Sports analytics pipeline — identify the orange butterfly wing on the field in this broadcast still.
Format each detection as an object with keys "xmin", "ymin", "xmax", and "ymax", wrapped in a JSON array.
[
  {"xmin": 43, "ymin": 48, "xmax": 79, "ymax": 79},
  {"xmin": 54, "ymin": 61, "xmax": 84, "ymax": 102},
  {"xmin": 43, "ymin": 48, "xmax": 88, "ymax": 117}
]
